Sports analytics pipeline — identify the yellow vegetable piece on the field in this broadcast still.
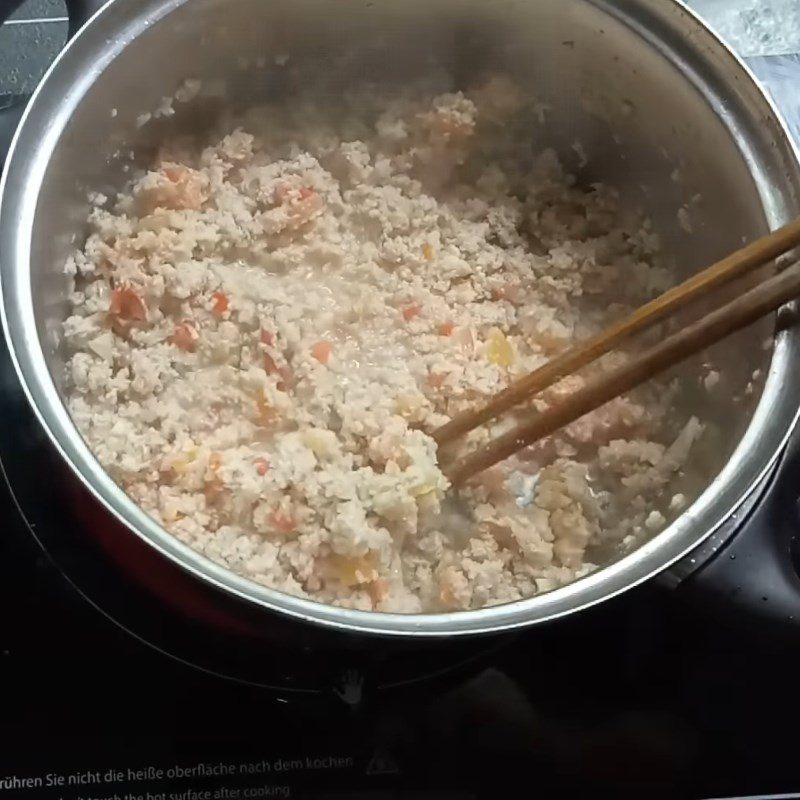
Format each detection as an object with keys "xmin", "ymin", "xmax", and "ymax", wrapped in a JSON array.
[
  {"xmin": 486, "ymin": 328, "xmax": 513, "ymax": 367},
  {"xmin": 302, "ymin": 428, "xmax": 335, "ymax": 457},
  {"xmin": 172, "ymin": 448, "xmax": 198, "ymax": 474},
  {"xmin": 395, "ymin": 394, "xmax": 417, "ymax": 414},
  {"xmin": 330, "ymin": 553, "xmax": 378, "ymax": 587}
]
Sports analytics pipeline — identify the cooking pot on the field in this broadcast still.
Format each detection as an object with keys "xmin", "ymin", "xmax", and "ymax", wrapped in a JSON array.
[{"xmin": 2, "ymin": 0, "xmax": 800, "ymax": 638}]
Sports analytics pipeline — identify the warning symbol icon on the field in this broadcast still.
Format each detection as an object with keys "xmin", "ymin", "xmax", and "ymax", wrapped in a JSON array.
[{"xmin": 365, "ymin": 752, "xmax": 400, "ymax": 775}]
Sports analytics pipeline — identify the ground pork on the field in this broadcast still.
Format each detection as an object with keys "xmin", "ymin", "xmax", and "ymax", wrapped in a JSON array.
[{"xmin": 63, "ymin": 78, "xmax": 701, "ymax": 613}]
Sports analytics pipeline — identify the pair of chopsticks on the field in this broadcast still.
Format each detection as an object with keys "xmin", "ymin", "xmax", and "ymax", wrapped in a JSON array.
[{"xmin": 435, "ymin": 217, "xmax": 800, "ymax": 486}]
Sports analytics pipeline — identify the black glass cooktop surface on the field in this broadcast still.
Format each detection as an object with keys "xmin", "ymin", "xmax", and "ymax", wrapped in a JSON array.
[{"xmin": 3, "ymin": 468, "xmax": 800, "ymax": 800}]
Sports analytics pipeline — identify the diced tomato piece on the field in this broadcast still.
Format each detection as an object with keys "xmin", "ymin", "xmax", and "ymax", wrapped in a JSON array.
[
  {"xmin": 402, "ymin": 303, "xmax": 421, "ymax": 321},
  {"xmin": 368, "ymin": 578, "xmax": 388, "ymax": 607},
  {"xmin": 155, "ymin": 162, "xmax": 208, "ymax": 210},
  {"xmin": 109, "ymin": 286, "xmax": 147, "ymax": 322},
  {"xmin": 263, "ymin": 352, "xmax": 280, "ymax": 375},
  {"xmin": 170, "ymin": 320, "xmax": 199, "ymax": 351},
  {"xmin": 212, "ymin": 292, "xmax": 229, "ymax": 316},
  {"xmin": 260, "ymin": 329, "xmax": 275, "ymax": 346},
  {"xmin": 269, "ymin": 511, "xmax": 296, "ymax": 532},
  {"xmin": 163, "ymin": 164, "xmax": 185, "ymax": 183},
  {"xmin": 253, "ymin": 457, "xmax": 270, "ymax": 476},
  {"xmin": 437, "ymin": 321, "xmax": 455, "ymax": 336},
  {"xmin": 263, "ymin": 345, "xmax": 294, "ymax": 391},
  {"xmin": 311, "ymin": 340, "xmax": 331, "ymax": 365},
  {"xmin": 277, "ymin": 366, "xmax": 295, "ymax": 393},
  {"xmin": 299, "ymin": 186, "xmax": 316, "ymax": 200}
]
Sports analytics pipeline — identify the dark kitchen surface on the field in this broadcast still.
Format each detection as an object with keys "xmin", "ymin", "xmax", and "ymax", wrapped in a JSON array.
[
  {"xmin": 3, "ymin": 4, "xmax": 800, "ymax": 800},
  {"xmin": 0, "ymin": 432, "xmax": 797, "ymax": 799},
  {"xmin": 0, "ymin": 0, "xmax": 66, "ymax": 97},
  {"xmin": 4, "ymin": 456, "xmax": 800, "ymax": 800}
]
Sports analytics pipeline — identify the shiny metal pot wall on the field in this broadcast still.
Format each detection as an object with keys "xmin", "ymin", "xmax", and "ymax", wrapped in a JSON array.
[{"xmin": 2, "ymin": 0, "xmax": 800, "ymax": 636}]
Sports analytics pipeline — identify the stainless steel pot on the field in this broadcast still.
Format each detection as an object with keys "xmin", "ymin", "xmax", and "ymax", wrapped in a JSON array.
[{"xmin": 2, "ymin": 0, "xmax": 800, "ymax": 637}]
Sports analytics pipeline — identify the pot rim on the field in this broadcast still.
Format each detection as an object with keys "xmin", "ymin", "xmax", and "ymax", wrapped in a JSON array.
[{"xmin": 2, "ymin": 0, "xmax": 799, "ymax": 636}]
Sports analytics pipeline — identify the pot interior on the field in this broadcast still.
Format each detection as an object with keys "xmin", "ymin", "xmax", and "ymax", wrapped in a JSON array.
[{"xmin": 4, "ymin": 0, "xmax": 800, "ymax": 633}]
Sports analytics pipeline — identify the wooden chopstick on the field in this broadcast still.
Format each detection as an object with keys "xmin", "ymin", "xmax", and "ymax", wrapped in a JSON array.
[
  {"xmin": 432, "ymin": 216, "xmax": 800, "ymax": 446},
  {"xmin": 444, "ymin": 260, "xmax": 800, "ymax": 486}
]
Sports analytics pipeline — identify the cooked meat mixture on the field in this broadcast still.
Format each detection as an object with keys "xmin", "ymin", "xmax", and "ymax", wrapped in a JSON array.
[{"xmin": 64, "ymin": 78, "xmax": 702, "ymax": 612}]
